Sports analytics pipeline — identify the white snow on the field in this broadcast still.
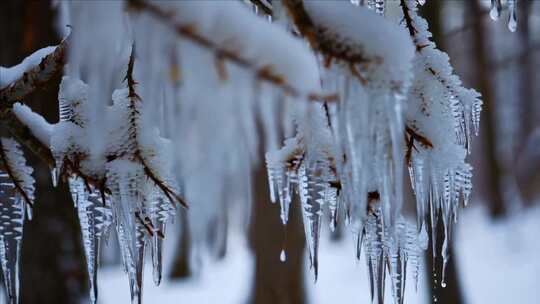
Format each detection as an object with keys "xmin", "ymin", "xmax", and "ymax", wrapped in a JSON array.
[
  {"xmin": 456, "ymin": 205, "xmax": 540, "ymax": 304},
  {"xmin": 99, "ymin": 234, "xmax": 254, "ymax": 304},
  {"xmin": 12, "ymin": 103, "xmax": 54, "ymax": 146},
  {"xmin": 303, "ymin": 0, "xmax": 415, "ymax": 90},
  {"xmin": 155, "ymin": 1, "xmax": 321, "ymax": 95},
  {"xmin": 0, "ymin": 46, "xmax": 57, "ymax": 89}
]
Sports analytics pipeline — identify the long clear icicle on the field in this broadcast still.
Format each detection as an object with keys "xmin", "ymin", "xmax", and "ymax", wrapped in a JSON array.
[
  {"xmin": 507, "ymin": 0, "xmax": 517, "ymax": 32},
  {"xmin": 69, "ymin": 177, "xmax": 113, "ymax": 304},
  {"xmin": 490, "ymin": 0, "xmax": 502, "ymax": 20}
]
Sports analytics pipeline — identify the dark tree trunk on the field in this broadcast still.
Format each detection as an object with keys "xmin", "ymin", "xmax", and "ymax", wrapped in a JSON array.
[
  {"xmin": 0, "ymin": 1, "xmax": 87, "ymax": 303},
  {"xmin": 169, "ymin": 209, "xmax": 192, "ymax": 279},
  {"xmin": 425, "ymin": 216, "xmax": 465, "ymax": 304},
  {"xmin": 468, "ymin": 0, "xmax": 507, "ymax": 218},
  {"xmin": 419, "ymin": 3, "xmax": 465, "ymax": 304},
  {"xmin": 249, "ymin": 155, "xmax": 306, "ymax": 304}
]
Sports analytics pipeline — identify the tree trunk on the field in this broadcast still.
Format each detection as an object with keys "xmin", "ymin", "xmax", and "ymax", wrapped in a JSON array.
[
  {"xmin": 468, "ymin": 0, "xmax": 507, "ymax": 218},
  {"xmin": 169, "ymin": 209, "xmax": 192, "ymax": 279},
  {"xmin": 248, "ymin": 155, "xmax": 306, "ymax": 304},
  {"xmin": 419, "ymin": 2, "xmax": 465, "ymax": 304},
  {"xmin": 0, "ymin": 1, "xmax": 87, "ymax": 303}
]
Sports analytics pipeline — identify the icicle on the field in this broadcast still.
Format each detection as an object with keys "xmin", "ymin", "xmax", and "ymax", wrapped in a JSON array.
[
  {"xmin": 70, "ymin": 178, "xmax": 112, "ymax": 304},
  {"xmin": 0, "ymin": 174, "xmax": 25, "ymax": 304},
  {"xmin": 0, "ymin": 138, "xmax": 35, "ymax": 304},
  {"xmin": 147, "ymin": 196, "xmax": 175, "ymax": 286},
  {"xmin": 489, "ymin": 0, "xmax": 502, "ymax": 20},
  {"xmin": 374, "ymin": 0, "xmax": 385, "ymax": 16},
  {"xmin": 507, "ymin": 0, "xmax": 517, "ymax": 32},
  {"xmin": 298, "ymin": 162, "xmax": 323, "ymax": 280},
  {"xmin": 50, "ymin": 167, "xmax": 59, "ymax": 187}
]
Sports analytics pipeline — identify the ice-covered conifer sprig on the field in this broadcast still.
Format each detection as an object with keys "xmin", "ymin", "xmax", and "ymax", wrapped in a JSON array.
[
  {"xmin": 116, "ymin": 46, "xmax": 187, "ymax": 209},
  {"xmin": 400, "ymin": 0, "xmax": 482, "ymax": 151},
  {"xmin": 0, "ymin": 138, "xmax": 35, "ymax": 209}
]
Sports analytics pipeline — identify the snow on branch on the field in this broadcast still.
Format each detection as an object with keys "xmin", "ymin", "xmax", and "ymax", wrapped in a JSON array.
[
  {"xmin": 127, "ymin": 0, "xmax": 335, "ymax": 102},
  {"xmin": 0, "ymin": 37, "xmax": 68, "ymax": 106},
  {"xmin": 283, "ymin": 0, "xmax": 414, "ymax": 91},
  {"xmin": 0, "ymin": 38, "xmax": 67, "ymax": 169},
  {"xmin": 0, "ymin": 138, "xmax": 35, "ymax": 209}
]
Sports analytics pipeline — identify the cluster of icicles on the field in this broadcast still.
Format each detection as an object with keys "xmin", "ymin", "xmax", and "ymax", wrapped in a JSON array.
[
  {"xmin": 0, "ymin": 0, "xmax": 517, "ymax": 303},
  {"xmin": 490, "ymin": 0, "xmax": 518, "ymax": 32},
  {"xmin": 266, "ymin": 1, "xmax": 483, "ymax": 304}
]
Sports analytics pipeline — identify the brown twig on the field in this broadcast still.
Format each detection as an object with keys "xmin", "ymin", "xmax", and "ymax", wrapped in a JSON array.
[
  {"xmin": 123, "ymin": 46, "xmax": 188, "ymax": 208},
  {"xmin": 405, "ymin": 125, "xmax": 433, "ymax": 165}
]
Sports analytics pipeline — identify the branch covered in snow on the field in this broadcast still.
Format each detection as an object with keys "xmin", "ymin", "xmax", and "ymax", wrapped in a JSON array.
[
  {"xmin": 0, "ymin": 37, "xmax": 68, "ymax": 106},
  {"xmin": 0, "ymin": 38, "xmax": 67, "ymax": 168},
  {"xmin": 127, "ymin": 0, "xmax": 335, "ymax": 102},
  {"xmin": 283, "ymin": 0, "xmax": 414, "ymax": 91}
]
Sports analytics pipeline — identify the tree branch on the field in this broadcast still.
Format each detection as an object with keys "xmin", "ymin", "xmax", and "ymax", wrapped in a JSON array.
[
  {"xmin": 0, "ymin": 36, "xmax": 68, "ymax": 106},
  {"xmin": 0, "ymin": 37, "xmax": 67, "ymax": 168},
  {"xmin": 0, "ymin": 139, "xmax": 34, "ymax": 207},
  {"xmin": 127, "ymin": 0, "xmax": 335, "ymax": 103},
  {"xmin": 1, "ymin": 110, "xmax": 55, "ymax": 167}
]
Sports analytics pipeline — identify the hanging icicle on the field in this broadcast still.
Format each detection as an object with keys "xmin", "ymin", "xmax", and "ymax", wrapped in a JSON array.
[{"xmin": 0, "ymin": 138, "xmax": 35, "ymax": 304}]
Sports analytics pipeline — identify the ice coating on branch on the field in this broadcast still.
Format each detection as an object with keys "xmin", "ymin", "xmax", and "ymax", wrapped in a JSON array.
[
  {"xmin": 401, "ymin": 0, "xmax": 480, "ymax": 281},
  {"xmin": 0, "ymin": 46, "xmax": 57, "ymax": 89},
  {"xmin": 0, "ymin": 138, "xmax": 35, "ymax": 304}
]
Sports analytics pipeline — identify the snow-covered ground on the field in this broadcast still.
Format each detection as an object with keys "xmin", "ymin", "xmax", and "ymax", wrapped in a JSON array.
[
  {"xmin": 456, "ymin": 205, "xmax": 540, "ymax": 304},
  {"xmin": 99, "ymin": 205, "xmax": 540, "ymax": 303}
]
